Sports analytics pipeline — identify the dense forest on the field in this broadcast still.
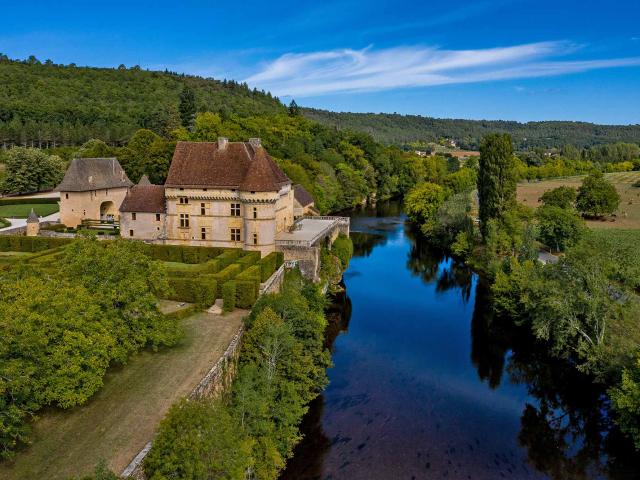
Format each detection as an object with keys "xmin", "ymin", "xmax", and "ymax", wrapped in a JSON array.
[
  {"xmin": 303, "ymin": 108, "xmax": 640, "ymax": 150},
  {"xmin": 0, "ymin": 55, "xmax": 285, "ymax": 147}
]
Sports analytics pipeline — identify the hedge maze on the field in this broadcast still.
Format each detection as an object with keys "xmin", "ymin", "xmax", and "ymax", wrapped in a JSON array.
[{"xmin": 0, "ymin": 235, "xmax": 284, "ymax": 311}]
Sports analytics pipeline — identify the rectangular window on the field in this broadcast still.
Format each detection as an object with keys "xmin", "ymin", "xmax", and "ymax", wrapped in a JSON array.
[
  {"xmin": 179, "ymin": 214, "xmax": 190, "ymax": 228},
  {"xmin": 253, "ymin": 233, "xmax": 258, "ymax": 245},
  {"xmin": 65, "ymin": 193, "xmax": 69, "ymax": 200},
  {"xmin": 201, "ymin": 203, "xmax": 206, "ymax": 215},
  {"xmin": 129, "ymin": 230, "xmax": 134, "ymax": 237},
  {"xmin": 132, "ymin": 212, "xmax": 136, "ymax": 221},
  {"xmin": 201, "ymin": 227, "xmax": 207, "ymax": 240},
  {"xmin": 253, "ymin": 207, "xmax": 257, "ymax": 219},
  {"xmin": 231, "ymin": 203, "xmax": 241, "ymax": 216},
  {"xmin": 156, "ymin": 213, "xmax": 160, "ymax": 221},
  {"xmin": 230, "ymin": 228, "xmax": 241, "ymax": 242},
  {"xmin": 179, "ymin": 197, "xmax": 189, "ymax": 204}
]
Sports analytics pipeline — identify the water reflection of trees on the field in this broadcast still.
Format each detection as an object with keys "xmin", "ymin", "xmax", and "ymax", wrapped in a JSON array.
[
  {"xmin": 470, "ymin": 281, "xmax": 640, "ymax": 480},
  {"xmin": 405, "ymin": 223, "xmax": 473, "ymax": 302},
  {"xmin": 351, "ymin": 231, "xmax": 388, "ymax": 258}
]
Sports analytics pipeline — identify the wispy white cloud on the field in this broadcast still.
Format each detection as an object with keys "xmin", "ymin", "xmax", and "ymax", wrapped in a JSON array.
[{"xmin": 244, "ymin": 41, "xmax": 640, "ymax": 97}]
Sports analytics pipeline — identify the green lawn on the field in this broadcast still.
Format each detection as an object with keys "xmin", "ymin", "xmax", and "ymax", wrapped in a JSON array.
[
  {"xmin": 0, "ymin": 204, "xmax": 59, "ymax": 218},
  {"xmin": 0, "ymin": 308, "xmax": 245, "ymax": 480}
]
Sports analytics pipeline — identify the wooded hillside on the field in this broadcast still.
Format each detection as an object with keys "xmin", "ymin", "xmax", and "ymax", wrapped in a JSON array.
[
  {"xmin": 0, "ymin": 55, "xmax": 285, "ymax": 147},
  {"xmin": 303, "ymin": 108, "xmax": 640, "ymax": 150}
]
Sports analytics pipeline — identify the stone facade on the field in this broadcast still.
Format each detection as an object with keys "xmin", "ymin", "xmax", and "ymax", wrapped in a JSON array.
[
  {"xmin": 60, "ymin": 187, "xmax": 130, "ymax": 228},
  {"xmin": 120, "ymin": 211, "xmax": 166, "ymax": 240}
]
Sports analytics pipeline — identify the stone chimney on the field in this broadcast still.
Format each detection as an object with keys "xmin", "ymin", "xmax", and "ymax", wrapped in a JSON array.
[
  {"xmin": 249, "ymin": 138, "xmax": 261, "ymax": 149},
  {"xmin": 218, "ymin": 137, "xmax": 228, "ymax": 150}
]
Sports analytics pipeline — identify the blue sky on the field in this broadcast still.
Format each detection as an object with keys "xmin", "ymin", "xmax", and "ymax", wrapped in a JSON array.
[{"xmin": 2, "ymin": 0, "xmax": 640, "ymax": 124}]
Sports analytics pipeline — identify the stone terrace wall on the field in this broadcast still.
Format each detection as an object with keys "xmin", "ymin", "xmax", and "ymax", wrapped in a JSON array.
[{"xmin": 123, "ymin": 324, "xmax": 245, "ymax": 479}]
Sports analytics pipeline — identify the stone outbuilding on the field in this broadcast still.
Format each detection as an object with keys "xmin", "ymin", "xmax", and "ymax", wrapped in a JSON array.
[
  {"xmin": 57, "ymin": 157, "xmax": 133, "ymax": 228},
  {"xmin": 119, "ymin": 175, "xmax": 167, "ymax": 240},
  {"xmin": 26, "ymin": 208, "xmax": 40, "ymax": 236}
]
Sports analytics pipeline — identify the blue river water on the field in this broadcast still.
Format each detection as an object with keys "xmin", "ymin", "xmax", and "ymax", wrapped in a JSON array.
[{"xmin": 281, "ymin": 201, "xmax": 639, "ymax": 480}]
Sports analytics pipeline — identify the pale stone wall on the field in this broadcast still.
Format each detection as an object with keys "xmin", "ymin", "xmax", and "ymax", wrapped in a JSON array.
[
  {"xmin": 59, "ymin": 187, "xmax": 129, "ymax": 227},
  {"xmin": 120, "ymin": 212, "xmax": 166, "ymax": 240},
  {"xmin": 26, "ymin": 222, "xmax": 39, "ymax": 237},
  {"xmin": 162, "ymin": 186, "xmax": 293, "ymax": 255}
]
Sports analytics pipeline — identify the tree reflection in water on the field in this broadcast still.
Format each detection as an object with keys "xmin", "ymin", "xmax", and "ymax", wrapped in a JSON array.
[{"xmin": 470, "ymin": 274, "xmax": 639, "ymax": 480}]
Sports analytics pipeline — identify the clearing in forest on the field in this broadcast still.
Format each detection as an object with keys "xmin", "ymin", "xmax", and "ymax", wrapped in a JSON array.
[{"xmin": 517, "ymin": 171, "xmax": 640, "ymax": 229}]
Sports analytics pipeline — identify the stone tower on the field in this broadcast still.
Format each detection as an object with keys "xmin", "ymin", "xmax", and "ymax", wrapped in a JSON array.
[{"xmin": 26, "ymin": 208, "xmax": 40, "ymax": 237}]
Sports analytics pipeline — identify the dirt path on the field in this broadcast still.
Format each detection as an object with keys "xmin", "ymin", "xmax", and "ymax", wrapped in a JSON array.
[{"xmin": 0, "ymin": 309, "xmax": 246, "ymax": 480}]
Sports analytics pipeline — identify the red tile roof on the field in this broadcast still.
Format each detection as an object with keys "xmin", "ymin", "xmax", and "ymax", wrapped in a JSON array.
[
  {"xmin": 164, "ymin": 141, "xmax": 290, "ymax": 192},
  {"xmin": 119, "ymin": 185, "xmax": 166, "ymax": 213}
]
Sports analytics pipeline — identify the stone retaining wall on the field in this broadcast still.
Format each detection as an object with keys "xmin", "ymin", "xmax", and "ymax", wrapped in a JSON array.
[{"xmin": 122, "ymin": 324, "xmax": 245, "ymax": 479}]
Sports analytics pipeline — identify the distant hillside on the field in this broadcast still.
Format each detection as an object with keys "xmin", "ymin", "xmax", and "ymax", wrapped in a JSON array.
[
  {"xmin": 303, "ymin": 108, "xmax": 640, "ymax": 150},
  {"xmin": 0, "ymin": 56, "xmax": 285, "ymax": 147}
]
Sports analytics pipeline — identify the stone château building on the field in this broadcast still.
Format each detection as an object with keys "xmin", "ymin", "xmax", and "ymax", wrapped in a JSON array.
[
  {"xmin": 119, "ymin": 138, "xmax": 295, "ymax": 255},
  {"xmin": 57, "ymin": 157, "xmax": 133, "ymax": 228}
]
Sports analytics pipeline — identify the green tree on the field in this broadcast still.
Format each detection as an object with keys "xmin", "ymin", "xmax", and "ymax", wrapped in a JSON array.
[
  {"xmin": 539, "ymin": 186, "xmax": 577, "ymax": 209},
  {"xmin": 610, "ymin": 355, "xmax": 640, "ymax": 449},
  {"xmin": 73, "ymin": 139, "xmax": 113, "ymax": 158},
  {"xmin": 288, "ymin": 99, "xmax": 300, "ymax": 116},
  {"xmin": 576, "ymin": 172, "xmax": 620, "ymax": 217},
  {"xmin": 477, "ymin": 133, "xmax": 517, "ymax": 238},
  {"xmin": 405, "ymin": 182, "xmax": 448, "ymax": 236},
  {"xmin": 536, "ymin": 205, "xmax": 585, "ymax": 252},
  {"xmin": 1, "ymin": 147, "xmax": 65, "ymax": 194},
  {"xmin": 145, "ymin": 399, "xmax": 252, "ymax": 480},
  {"xmin": 179, "ymin": 85, "xmax": 197, "ymax": 128}
]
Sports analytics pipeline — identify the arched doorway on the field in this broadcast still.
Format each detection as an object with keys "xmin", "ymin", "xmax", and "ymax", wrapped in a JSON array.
[{"xmin": 100, "ymin": 201, "xmax": 116, "ymax": 222}]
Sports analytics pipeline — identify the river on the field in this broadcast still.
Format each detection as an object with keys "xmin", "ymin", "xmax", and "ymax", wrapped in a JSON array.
[{"xmin": 281, "ymin": 201, "xmax": 639, "ymax": 480}]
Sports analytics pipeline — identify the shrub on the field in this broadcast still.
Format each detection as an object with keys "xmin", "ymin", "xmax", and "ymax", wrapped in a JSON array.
[
  {"xmin": 222, "ymin": 281, "xmax": 236, "ymax": 312},
  {"xmin": 0, "ymin": 235, "xmax": 72, "ymax": 252},
  {"xmin": 145, "ymin": 244, "xmax": 225, "ymax": 263},
  {"xmin": 0, "ymin": 217, "xmax": 9, "ymax": 228},
  {"xmin": 212, "ymin": 264, "xmax": 242, "ymax": 296},
  {"xmin": 0, "ymin": 197, "xmax": 59, "ymax": 206},
  {"xmin": 235, "ymin": 280, "xmax": 258, "ymax": 308},
  {"xmin": 236, "ymin": 251, "xmax": 261, "ymax": 270},
  {"xmin": 215, "ymin": 249, "xmax": 244, "ymax": 268},
  {"xmin": 165, "ymin": 277, "xmax": 217, "ymax": 307}
]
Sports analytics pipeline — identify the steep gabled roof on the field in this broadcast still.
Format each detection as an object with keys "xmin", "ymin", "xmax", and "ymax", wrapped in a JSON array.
[
  {"xmin": 56, "ymin": 158, "xmax": 133, "ymax": 192},
  {"xmin": 293, "ymin": 184, "xmax": 314, "ymax": 207},
  {"xmin": 164, "ymin": 140, "xmax": 290, "ymax": 191}
]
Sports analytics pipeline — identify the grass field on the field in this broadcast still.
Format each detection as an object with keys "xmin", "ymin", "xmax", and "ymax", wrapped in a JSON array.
[
  {"xmin": 0, "ymin": 203, "xmax": 59, "ymax": 218},
  {"xmin": 0, "ymin": 307, "xmax": 246, "ymax": 480},
  {"xmin": 517, "ymin": 171, "xmax": 640, "ymax": 229}
]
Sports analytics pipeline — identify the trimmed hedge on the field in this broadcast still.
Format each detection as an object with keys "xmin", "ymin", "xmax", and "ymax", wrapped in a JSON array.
[
  {"xmin": 164, "ymin": 277, "xmax": 217, "ymax": 307},
  {"xmin": 0, "ymin": 197, "xmax": 59, "ymax": 206},
  {"xmin": 257, "ymin": 251, "xmax": 285, "ymax": 282},
  {"xmin": 145, "ymin": 244, "xmax": 227, "ymax": 264},
  {"xmin": 0, "ymin": 235, "xmax": 73, "ymax": 252},
  {"xmin": 236, "ymin": 251, "xmax": 261, "ymax": 270},
  {"xmin": 0, "ymin": 218, "xmax": 9, "ymax": 228},
  {"xmin": 216, "ymin": 249, "xmax": 244, "ymax": 269},
  {"xmin": 212, "ymin": 264, "xmax": 242, "ymax": 295},
  {"xmin": 235, "ymin": 265, "xmax": 262, "ymax": 308},
  {"xmin": 164, "ymin": 304, "xmax": 199, "ymax": 322},
  {"xmin": 165, "ymin": 258, "xmax": 222, "ymax": 278},
  {"xmin": 222, "ymin": 281, "xmax": 236, "ymax": 312}
]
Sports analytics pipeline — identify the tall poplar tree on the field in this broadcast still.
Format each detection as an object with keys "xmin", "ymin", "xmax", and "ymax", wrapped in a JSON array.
[{"xmin": 477, "ymin": 133, "xmax": 517, "ymax": 238}]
